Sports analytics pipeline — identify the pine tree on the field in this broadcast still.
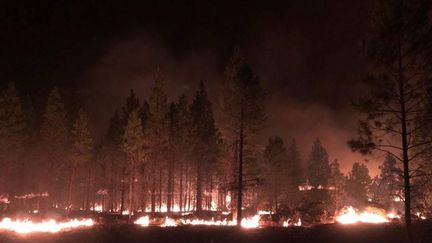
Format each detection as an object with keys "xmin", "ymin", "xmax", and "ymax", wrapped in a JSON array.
[
  {"xmin": 375, "ymin": 155, "xmax": 402, "ymax": 207},
  {"xmin": 40, "ymin": 87, "xmax": 68, "ymax": 208},
  {"xmin": 307, "ymin": 139, "xmax": 331, "ymax": 188},
  {"xmin": 348, "ymin": 0, "xmax": 432, "ymax": 233},
  {"xmin": 122, "ymin": 109, "xmax": 145, "ymax": 221},
  {"xmin": 286, "ymin": 138, "xmax": 304, "ymax": 189},
  {"xmin": 147, "ymin": 72, "xmax": 169, "ymax": 212},
  {"xmin": 173, "ymin": 94, "xmax": 191, "ymax": 212},
  {"xmin": 190, "ymin": 81, "xmax": 219, "ymax": 213},
  {"xmin": 69, "ymin": 108, "xmax": 94, "ymax": 209},
  {"xmin": 345, "ymin": 162, "xmax": 371, "ymax": 208},
  {"xmin": 121, "ymin": 90, "xmax": 140, "ymax": 133},
  {"xmin": 101, "ymin": 110, "xmax": 125, "ymax": 212},
  {"xmin": 262, "ymin": 136, "xmax": 288, "ymax": 211},
  {"xmin": 167, "ymin": 103, "xmax": 177, "ymax": 213},
  {"xmin": 221, "ymin": 48, "xmax": 266, "ymax": 224},
  {"xmin": 329, "ymin": 159, "xmax": 345, "ymax": 212},
  {"xmin": 0, "ymin": 82, "xmax": 26, "ymax": 200}
]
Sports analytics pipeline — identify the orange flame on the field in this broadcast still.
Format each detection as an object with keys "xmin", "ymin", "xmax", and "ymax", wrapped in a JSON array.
[{"xmin": 0, "ymin": 218, "xmax": 94, "ymax": 234}]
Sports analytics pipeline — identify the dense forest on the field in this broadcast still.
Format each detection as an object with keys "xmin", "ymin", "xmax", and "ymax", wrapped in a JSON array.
[
  {"xmin": 1, "ymin": 1, "xmax": 432, "ymax": 235},
  {"xmin": 0, "ymin": 48, "xmax": 427, "ymax": 223}
]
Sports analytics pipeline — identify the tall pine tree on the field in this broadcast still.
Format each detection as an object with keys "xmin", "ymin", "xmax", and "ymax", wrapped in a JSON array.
[
  {"xmin": 147, "ymin": 72, "xmax": 169, "ymax": 212},
  {"xmin": 69, "ymin": 108, "xmax": 94, "ymax": 209},
  {"xmin": 307, "ymin": 139, "xmax": 331, "ymax": 188},
  {"xmin": 0, "ymin": 82, "xmax": 26, "ymax": 201},
  {"xmin": 345, "ymin": 162, "xmax": 371, "ymax": 208},
  {"xmin": 262, "ymin": 136, "xmax": 289, "ymax": 211},
  {"xmin": 348, "ymin": 0, "xmax": 432, "ymax": 234},
  {"xmin": 190, "ymin": 81, "xmax": 219, "ymax": 213},
  {"xmin": 221, "ymin": 48, "xmax": 266, "ymax": 224},
  {"xmin": 122, "ymin": 109, "xmax": 145, "ymax": 221},
  {"xmin": 40, "ymin": 87, "xmax": 68, "ymax": 208}
]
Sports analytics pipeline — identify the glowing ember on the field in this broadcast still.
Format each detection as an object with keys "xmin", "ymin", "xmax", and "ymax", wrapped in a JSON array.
[
  {"xmin": 225, "ymin": 194, "xmax": 231, "ymax": 206},
  {"xmin": 134, "ymin": 215, "xmax": 261, "ymax": 228},
  {"xmin": 336, "ymin": 206, "xmax": 389, "ymax": 224},
  {"xmin": 14, "ymin": 192, "xmax": 48, "ymax": 200},
  {"xmin": 180, "ymin": 218, "xmax": 235, "ymax": 226},
  {"xmin": 0, "ymin": 218, "xmax": 94, "ymax": 234},
  {"xmin": 161, "ymin": 217, "xmax": 177, "ymax": 227},
  {"xmin": 387, "ymin": 212, "xmax": 401, "ymax": 220},
  {"xmin": 257, "ymin": 210, "xmax": 271, "ymax": 215},
  {"xmin": 336, "ymin": 207, "xmax": 358, "ymax": 224},
  {"xmin": 134, "ymin": 216, "xmax": 150, "ymax": 226},
  {"xmin": 122, "ymin": 210, "xmax": 131, "ymax": 215},
  {"xmin": 240, "ymin": 215, "xmax": 260, "ymax": 228},
  {"xmin": 282, "ymin": 218, "xmax": 301, "ymax": 227},
  {"xmin": 359, "ymin": 211, "xmax": 389, "ymax": 223},
  {"xmin": 294, "ymin": 218, "xmax": 301, "ymax": 226},
  {"xmin": 134, "ymin": 213, "xmax": 303, "ymax": 228},
  {"xmin": 415, "ymin": 212, "xmax": 426, "ymax": 220},
  {"xmin": 0, "ymin": 195, "xmax": 10, "ymax": 204},
  {"xmin": 92, "ymin": 204, "xmax": 103, "ymax": 212}
]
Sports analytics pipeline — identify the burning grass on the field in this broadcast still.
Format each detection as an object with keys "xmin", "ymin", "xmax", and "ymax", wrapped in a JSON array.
[
  {"xmin": 336, "ymin": 206, "xmax": 389, "ymax": 224},
  {"xmin": 0, "ymin": 218, "xmax": 94, "ymax": 234}
]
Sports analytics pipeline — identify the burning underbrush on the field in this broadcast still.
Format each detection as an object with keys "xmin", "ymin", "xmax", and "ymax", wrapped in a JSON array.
[
  {"xmin": 0, "ymin": 217, "xmax": 94, "ymax": 234},
  {"xmin": 0, "ymin": 204, "xmax": 426, "ymax": 235},
  {"xmin": 131, "ymin": 210, "xmax": 303, "ymax": 228}
]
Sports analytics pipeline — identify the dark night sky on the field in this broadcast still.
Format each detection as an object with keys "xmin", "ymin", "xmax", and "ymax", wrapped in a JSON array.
[{"xmin": 0, "ymin": 0, "xmax": 381, "ymax": 174}]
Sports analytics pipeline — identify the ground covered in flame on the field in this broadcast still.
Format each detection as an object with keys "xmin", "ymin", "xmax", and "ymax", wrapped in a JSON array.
[
  {"xmin": 336, "ymin": 207, "xmax": 392, "ymax": 224},
  {"xmin": 0, "ymin": 218, "xmax": 94, "ymax": 234},
  {"xmin": 133, "ymin": 214, "xmax": 300, "ymax": 228}
]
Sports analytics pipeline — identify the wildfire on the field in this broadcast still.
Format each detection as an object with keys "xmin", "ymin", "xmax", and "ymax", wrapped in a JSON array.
[
  {"xmin": 161, "ymin": 217, "xmax": 177, "ymax": 227},
  {"xmin": 283, "ymin": 218, "xmax": 301, "ymax": 227},
  {"xmin": 240, "ymin": 215, "xmax": 260, "ymax": 228},
  {"xmin": 134, "ymin": 212, "xmax": 304, "ymax": 228},
  {"xmin": 14, "ymin": 192, "xmax": 48, "ymax": 200},
  {"xmin": 134, "ymin": 215, "xmax": 150, "ymax": 226},
  {"xmin": 387, "ymin": 212, "xmax": 401, "ymax": 220},
  {"xmin": 0, "ymin": 218, "xmax": 94, "ymax": 234},
  {"xmin": 336, "ymin": 207, "xmax": 389, "ymax": 224},
  {"xmin": 0, "ymin": 194, "xmax": 9, "ymax": 204},
  {"xmin": 415, "ymin": 212, "xmax": 426, "ymax": 220},
  {"xmin": 92, "ymin": 204, "xmax": 103, "ymax": 212},
  {"xmin": 180, "ymin": 218, "xmax": 235, "ymax": 226}
]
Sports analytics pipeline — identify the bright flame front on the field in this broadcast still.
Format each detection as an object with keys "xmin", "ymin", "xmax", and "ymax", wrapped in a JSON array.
[
  {"xmin": 0, "ymin": 218, "xmax": 94, "ymax": 234},
  {"xmin": 336, "ymin": 207, "xmax": 389, "ymax": 224}
]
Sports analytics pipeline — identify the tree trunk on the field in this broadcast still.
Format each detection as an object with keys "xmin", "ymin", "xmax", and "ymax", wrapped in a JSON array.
[
  {"xmin": 128, "ymin": 159, "xmax": 134, "ymax": 223},
  {"xmin": 158, "ymin": 169, "xmax": 162, "ymax": 211},
  {"xmin": 85, "ymin": 167, "xmax": 92, "ymax": 211},
  {"xmin": 67, "ymin": 164, "xmax": 76, "ymax": 209},
  {"xmin": 110, "ymin": 175, "xmax": 114, "ymax": 212},
  {"xmin": 231, "ymin": 141, "xmax": 238, "ymax": 218},
  {"xmin": 397, "ymin": 36, "xmax": 412, "ymax": 240},
  {"xmin": 167, "ymin": 157, "xmax": 173, "ymax": 214},
  {"xmin": 150, "ymin": 162, "xmax": 156, "ymax": 213},
  {"xmin": 140, "ymin": 165, "xmax": 147, "ymax": 212},
  {"xmin": 236, "ymin": 105, "xmax": 244, "ymax": 226},
  {"xmin": 179, "ymin": 159, "xmax": 183, "ymax": 212},
  {"xmin": 120, "ymin": 167, "xmax": 126, "ymax": 214},
  {"xmin": 186, "ymin": 166, "xmax": 191, "ymax": 211},
  {"xmin": 208, "ymin": 174, "xmax": 213, "ymax": 210},
  {"xmin": 196, "ymin": 159, "xmax": 203, "ymax": 213}
]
